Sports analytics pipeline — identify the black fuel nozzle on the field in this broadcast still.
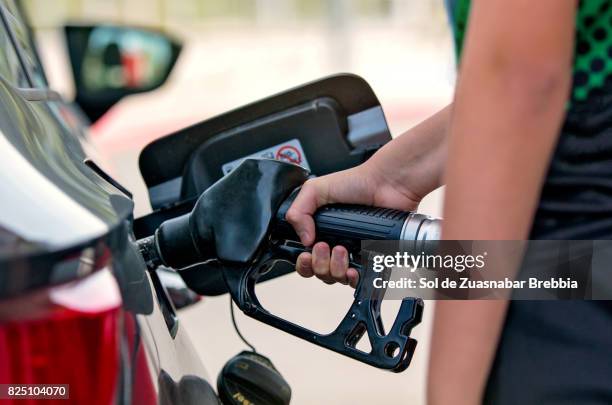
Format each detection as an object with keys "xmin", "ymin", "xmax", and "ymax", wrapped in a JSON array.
[
  {"xmin": 148, "ymin": 158, "xmax": 441, "ymax": 270},
  {"xmin": 140, "ymin": 158, "xmax": 440, "ymax": 372}
]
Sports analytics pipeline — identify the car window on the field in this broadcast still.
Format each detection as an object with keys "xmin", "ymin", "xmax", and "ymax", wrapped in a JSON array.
[
  {"xmin": 1, "ymin": 0, "xmax": 46, "ymax": 87},
  {"xmin": 0, "ymin": 7, "xmax": 28, "ymax": 87}
]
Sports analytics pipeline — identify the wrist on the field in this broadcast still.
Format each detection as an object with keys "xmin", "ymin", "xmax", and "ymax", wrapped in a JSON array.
[
  {"xmin": 362, "ymin": 152, "xmax": 425, "ymax": 204},
  {"xmin": 367, "ymin": 130, "xmax": 446, "ymax": 197}
]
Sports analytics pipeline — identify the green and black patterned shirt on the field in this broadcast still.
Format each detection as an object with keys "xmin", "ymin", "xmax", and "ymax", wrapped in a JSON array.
[{"xmin": 446, "ymin": 0, "xmax": 612, "ymax": 238}]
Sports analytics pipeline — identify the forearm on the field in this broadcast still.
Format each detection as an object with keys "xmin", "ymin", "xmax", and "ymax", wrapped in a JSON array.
[
  {"xmin": 365, "ymin": 104, "xmax": 451, "ymax": 201},
  {"xmin": 442, "ymin": 0, "xmax": 574, "ymax": 241},
  {"xmin": 430, "ymin": 94, "xmax": 569, "ymax": 403},
  {"xmin": 428, "ymin": 1, "xmax": 574, "ymax": 403}
]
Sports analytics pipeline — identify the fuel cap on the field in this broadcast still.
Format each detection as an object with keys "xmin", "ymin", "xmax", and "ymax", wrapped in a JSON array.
[{"xmin": 217, "ymin": 351, "xmax": 291, "ymax": 405}]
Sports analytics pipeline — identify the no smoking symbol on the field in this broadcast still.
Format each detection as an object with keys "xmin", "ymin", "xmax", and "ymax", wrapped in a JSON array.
[{"xmin": 275, "ymin": 145, "xmax": 302, "ymax": 164}]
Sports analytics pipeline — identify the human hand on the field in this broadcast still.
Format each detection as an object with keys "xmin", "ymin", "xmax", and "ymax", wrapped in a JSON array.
[
  {"xmin": 285, "ymin": 162, "xmax": 422, "ymax": 287},
  {"xmin": 286, "ymin": 105, "xmax": 449, "ymax": 286}
]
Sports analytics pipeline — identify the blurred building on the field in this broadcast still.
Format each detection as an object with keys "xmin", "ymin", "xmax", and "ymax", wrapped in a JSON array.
[{"xmin": 25, "ymin": 0, "xmax": 448, "ymax": 33}]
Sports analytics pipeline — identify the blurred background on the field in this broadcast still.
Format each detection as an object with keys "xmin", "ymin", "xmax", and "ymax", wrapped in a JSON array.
[{"xmin": 23, "ymin": 0, "xmax": 453, "ymax": 403}]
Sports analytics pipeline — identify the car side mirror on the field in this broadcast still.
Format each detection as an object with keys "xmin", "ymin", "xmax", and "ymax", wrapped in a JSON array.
[{"xmin": 64, "ymin": 24, "xmax": 182, "ymax": 122}]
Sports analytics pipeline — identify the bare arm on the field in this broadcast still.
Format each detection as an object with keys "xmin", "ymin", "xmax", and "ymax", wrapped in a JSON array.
[{"xmin": 428, "ymin": 1, "xmax": 576, "ymax": 404}]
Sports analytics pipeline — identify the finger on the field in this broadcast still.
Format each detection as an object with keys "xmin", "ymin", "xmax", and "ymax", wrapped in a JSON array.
[
  {"xmin": 311, "ymin": 242, "xmax": 331, "ymax": 278},
  {"xmin": 330, "ymin": 245, "xmax": 349, "ymax": 284},
  {"xmin": 296, "ymin": 252, "xmax": 314, "ymax": 278},
  {"xmin": 347, "ymin": 268, "xmax": 360, "ymax": 289},
  {"xmin": 285, "ymin": 181, "xmax": 324, "ymax": 246}
]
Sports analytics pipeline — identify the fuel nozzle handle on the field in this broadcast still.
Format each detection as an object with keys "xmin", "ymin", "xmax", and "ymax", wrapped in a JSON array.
[{"xmin": 274, "ymin": 190, "xmax": 441, "ymax": 250}]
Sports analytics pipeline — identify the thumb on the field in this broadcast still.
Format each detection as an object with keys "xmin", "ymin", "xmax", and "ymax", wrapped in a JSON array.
[{"xmin": 285, "ymin": 180, "xmax": 327, "ymax": 246}]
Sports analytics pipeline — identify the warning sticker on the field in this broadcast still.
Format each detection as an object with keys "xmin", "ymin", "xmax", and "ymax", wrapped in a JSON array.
[{"xmin": 221, "ymin": 139, "xmax": 311, "ymax": 175}]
